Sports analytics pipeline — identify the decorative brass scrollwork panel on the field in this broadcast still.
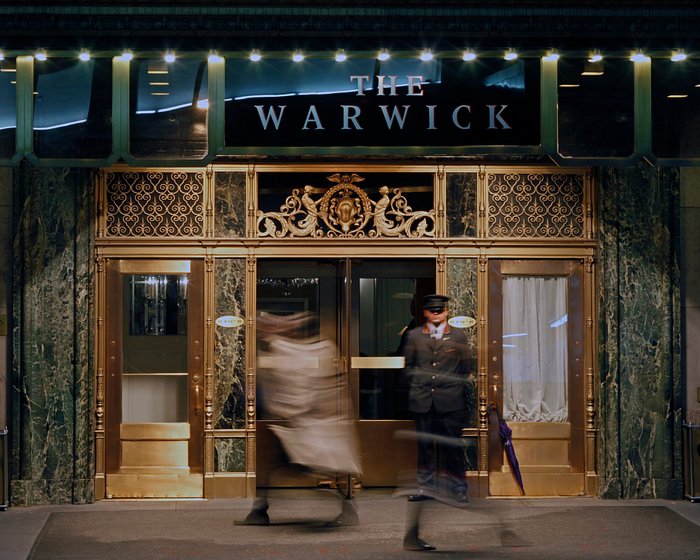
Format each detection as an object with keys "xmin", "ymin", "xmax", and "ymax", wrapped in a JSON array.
[
  {"xmin": 105, "ymin": 171, "xmax": 205, "ymax": 237},
  {"xmin": 487, "ymin": 172, "xmax": 585, "ymax": 238},
  {"xmin": 257, "ymin": 173, "xmax": 435, "ymax": 238}
]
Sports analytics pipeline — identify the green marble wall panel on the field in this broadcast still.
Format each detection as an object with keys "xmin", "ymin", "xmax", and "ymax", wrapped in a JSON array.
[
  {"xmin": 446, "ymin": 172, "xmax": 478, "ymax": 238},
  {"xmin": 214, "ymin": 171, "xmax": 246, "ymax": 238},
  {"xmin": 447, "ymin": 258, "xmax": 479, "ymax": 428},
  {"xmin": 11, "ymin": 166, "xmax": 95, "ymax": 505},
  {"xmin": 214, "ymin": 258, "xmax": 246, "ymax": 429},
  {"xmin": 214, "ymin": 437, "xmax": 247, "ymax": 472},
  {"xmin": 597, "ymin": 165, "xmax": 682, "ymax": 499}
]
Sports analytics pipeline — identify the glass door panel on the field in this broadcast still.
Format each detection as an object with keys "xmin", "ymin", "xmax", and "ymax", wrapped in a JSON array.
[
  {"xmin": 488, "ymin": 260, "xmax": 585, "ymax": 497},
  {"xmin": 122, "ymin": 274, "xmax": 189, "ymax": 423}
]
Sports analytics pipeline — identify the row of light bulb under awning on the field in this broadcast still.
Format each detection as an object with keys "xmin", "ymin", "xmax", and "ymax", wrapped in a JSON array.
[{"xmin": 0, "ymin": 49, "xmax": 693, "ymax": 64}]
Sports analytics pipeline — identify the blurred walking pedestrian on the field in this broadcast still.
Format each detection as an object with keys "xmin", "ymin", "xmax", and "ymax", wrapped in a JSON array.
[{"xmin": 237, "ymin": 311, "xmax": 361, "ymax": 527}]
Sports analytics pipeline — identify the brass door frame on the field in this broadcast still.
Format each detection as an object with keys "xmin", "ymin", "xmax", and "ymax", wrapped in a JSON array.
[
  {"xmin": 104, "ymin": 259, "xmax": 205, "ymax": 496},
  {"xmin": 487, "ymin": 259, "xmax": 586, "ymax": 495}
]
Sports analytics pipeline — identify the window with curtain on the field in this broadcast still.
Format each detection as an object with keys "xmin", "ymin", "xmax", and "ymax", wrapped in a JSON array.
[{"xmin": 502, "ymin": 275, "xmax": 568, "ymax": 422}]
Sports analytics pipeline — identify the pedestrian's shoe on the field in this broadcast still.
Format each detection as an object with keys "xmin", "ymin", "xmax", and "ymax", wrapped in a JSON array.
[
  {"xmin": 403, "ymin": 534, "xmax": 436, "ymax": 551},
  {"xmin": 234, "ymin": 508, "xmax": 270, "ymax": 526}
]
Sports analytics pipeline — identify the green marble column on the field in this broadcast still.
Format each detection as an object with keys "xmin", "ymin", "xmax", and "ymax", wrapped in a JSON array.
[
  {"xmin": 10, "ymin": 165, "xmax": 95, "ymax": 505},
  {"xmin": 597, "ymin": 165, "xmax": 682, "ymax": 499}
]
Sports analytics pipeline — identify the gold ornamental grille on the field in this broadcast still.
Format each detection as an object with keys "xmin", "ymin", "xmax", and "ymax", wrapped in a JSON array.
[
  {"xmin": 105, "ymin": 171, "xmax": 205, "ymax": 237},
  {"xmin": 487, "ymin": 172, "xmax": 585, "ymax": 238}
]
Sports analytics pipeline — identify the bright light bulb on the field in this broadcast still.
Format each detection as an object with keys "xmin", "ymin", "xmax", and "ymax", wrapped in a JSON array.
[
  {"xmin": 335, "ymin": 50, "xmax": 347, "ymax": 62},
  {"xmin": 249, "ymin": 50, "xmax": 262, "ymax": 62},
  {"xmin": 377, "ymin": 50, "xmax": 390, "ymax": 61},
  {"xmin": 35, "ymin": 51, "xmax": 47, "ymax": 61},
  {"xmin": 462, "ymin": 51, "xmax": 477, "ymax": 62},
  {"xmin": 589, "ymin": 53, "xmax": 603, "ymax": 63},
  {"xmin": 292, "ymin": 51, "xmax": 304, "ymax": 62},
  {"xmin": 78, "ymin": 50, "xmax": 90, "ymax": 62},
  {"xmin": 504, "ymin": 50, "xmax": 518, "ymax": 61},
  {"xmin": 671, "ymin": 51, "xmax": 688, "ymax": 62},
  {"xmin": 420, "ymin": 50, "xmax": 433, "ymax": 62},
  {"xmin": 164, "ymin": 52, "xmax": 176, "ymax": 63},
  {"xmin": 630, "ymin": 52, "xmax": 650, "ymax": 62},
  {"xmin": 208, "ymin": 53, "xmax": 224, "ymax": 64}
]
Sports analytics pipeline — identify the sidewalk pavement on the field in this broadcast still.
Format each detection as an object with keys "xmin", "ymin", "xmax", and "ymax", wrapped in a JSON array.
[{"xmin": 1, "ymin": 489, "xmax": 699, "ymax": 560}]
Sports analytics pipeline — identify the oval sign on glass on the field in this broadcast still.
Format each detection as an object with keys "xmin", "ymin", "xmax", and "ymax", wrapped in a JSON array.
[
  {"xmin": 448, "ymin": 316, "xmax": 477, "ymax": 329},
  {"xmin": 216, "ymin": 315, "xmax": 244, "ymax": 328}
]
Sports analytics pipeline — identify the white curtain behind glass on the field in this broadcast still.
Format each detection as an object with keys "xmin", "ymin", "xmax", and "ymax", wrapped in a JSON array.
[{"xmin": 502, "ymin": 276, "xmax": 568, "ymax": 422}]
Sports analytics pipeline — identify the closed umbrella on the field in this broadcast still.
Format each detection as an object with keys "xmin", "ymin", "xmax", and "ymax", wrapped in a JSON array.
[{"xmin": 490, "ymin": 404, "xmax": 525, "ymax": 495}]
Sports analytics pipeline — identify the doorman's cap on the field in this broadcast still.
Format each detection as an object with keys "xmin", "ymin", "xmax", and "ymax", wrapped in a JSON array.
[{"xmin": 421, "ymin": 294, "xmax": 449, "ymax": 310}]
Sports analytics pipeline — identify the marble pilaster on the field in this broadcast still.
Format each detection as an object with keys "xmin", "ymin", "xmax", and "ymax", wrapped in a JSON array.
[
  {"xmin": 597, "ymin": 165, "xmax": 682, "ymax": 499},
  {"xmin": 447, "ymin": 258, "xmax": 478, "ymax": 428},
  {"xmin": 10, "ymin": 165, "xmax": 95, "ymax": 505},
  {"xmin": 214, "ymin": 171, "xmax": 246, "ymax": 238},
  {"xmin": 214, "ymin": 438, "xmax": 247, "ymax": 472},
  {"xmin": 214, "ymin": 258, "xmax": 246, "ymax": 429},
  {"xmin": 446, "ymin": 172, "xmax": 478, "ymax": 238}
]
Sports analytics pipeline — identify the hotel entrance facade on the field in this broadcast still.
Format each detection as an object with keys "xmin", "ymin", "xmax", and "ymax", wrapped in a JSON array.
[
  {"xmin": 1, "ymin": 3, "xmax": 696, "ymax": 505},
  {"xmin": 93, "ymin": 165, "xmax": 596, "ymax": 499}
]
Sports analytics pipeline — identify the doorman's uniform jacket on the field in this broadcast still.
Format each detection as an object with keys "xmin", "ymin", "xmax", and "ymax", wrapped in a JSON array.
[{"xmin": 403, "ymin": 324, "xmax": 470, "ymax": 414}]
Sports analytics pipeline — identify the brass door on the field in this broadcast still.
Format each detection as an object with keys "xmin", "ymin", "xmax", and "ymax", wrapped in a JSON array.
[
  {"xmin": 256, "ymin": 258, "xmax": 435, "ymax": 488},
  {"xmin": 105, "ymin": 260, "xmax": 204, "ymax": 498},
  {"xmin": 488, "ymin": 259, "xmax": 585, "ymax": 496}
]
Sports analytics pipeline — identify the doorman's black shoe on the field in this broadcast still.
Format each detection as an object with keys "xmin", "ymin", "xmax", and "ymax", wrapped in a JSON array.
[
  {"xmin": 234, "ymin": 509, "xmax": 270, "ymax": 526},
  {"xmin": 407, "ymin": 489, "xmax": 435, "ymax": 502},
  {"xmin": 403, "ymin": 535, "xmax": 436, "ymax": 551}
]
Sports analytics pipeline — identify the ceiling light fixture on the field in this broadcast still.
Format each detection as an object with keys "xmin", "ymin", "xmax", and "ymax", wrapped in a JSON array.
[
  {"xmin": 377, "ymin": 49, "xmax": 391, "ymax": 61},
  {"xmin": 335, "ymin": 50, "xmax": 348, "ymax": 62},
  {"xmin": 164, "ymin": 51, "xmax": 176, "ymax": 64},
  {"xmin": 292, "ymin": 51, "xmax": 304, "ymax": 62},
  {"xmin": 78, "ymin": 50, "xmax": 90, "ymax": 62},
  {"xmin": 504, "ymin": 50, "xmax": 518, "ymax": 61},
  {"xmin": 588, "ymin": 51, "xmax": 604, "ymax": 63},
  {"xmin": 462, "ymin": 50, "xmax": 477, "ymax": 62},
  {"xmin": 671, "ymin": 50, "xmax": 688, "ymax": 62},
  {"xmin": 420, "ymin": 50, "xmax": 434, "ymax": 62},
  {"xmin": 35, "ymin": 50, "xmax": 47, "ymax": 61},
  {"xmin": 249, "ymin": 50, "xmax": 262, "ymax": 62},
  {"xmin": 630, "ymin": 51, "xmax": 650, "ymax": 62}
]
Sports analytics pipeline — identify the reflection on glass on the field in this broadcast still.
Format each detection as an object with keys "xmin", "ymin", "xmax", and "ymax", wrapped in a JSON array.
[
  {"xmin": 130, "ymin": 58, "xmax": 208, "ymax": 158},
  {"xmin": 558, "ymin": 58, "xmax": 633, "ymax": 157},
  {"xmin": 358, "ymin": 277, "xmax": 416, "ymax": 420},
  {"xmin": 652, "ymin": 59, "xmax": 700, "ymax": 158},
  {"xmin": 129, "ymin": 275, "xmax": 188, "ymax": 336},
  {"xmin": 0, "ymin": 57, "xmax": 16, "ymax": 157},
  {"xmin": 33, "ymin": 58, "xmax": 112, "ymax": 159},
  {"xmin": 502, "ymin": 276, "xmax": 568, "ymax": 422},
  {"xmin": 122, "ymin": 274, "xmax": 189, "ymax": 423}
]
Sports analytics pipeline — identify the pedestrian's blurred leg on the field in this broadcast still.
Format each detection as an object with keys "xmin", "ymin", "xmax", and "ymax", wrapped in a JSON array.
[
  {"xmin": 325, "ymin": 495, "xmax": 359, "ymax": 527},
  {"xmin": 403, "ymin": 501, "xmax": 435, "ymax": 551}
]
